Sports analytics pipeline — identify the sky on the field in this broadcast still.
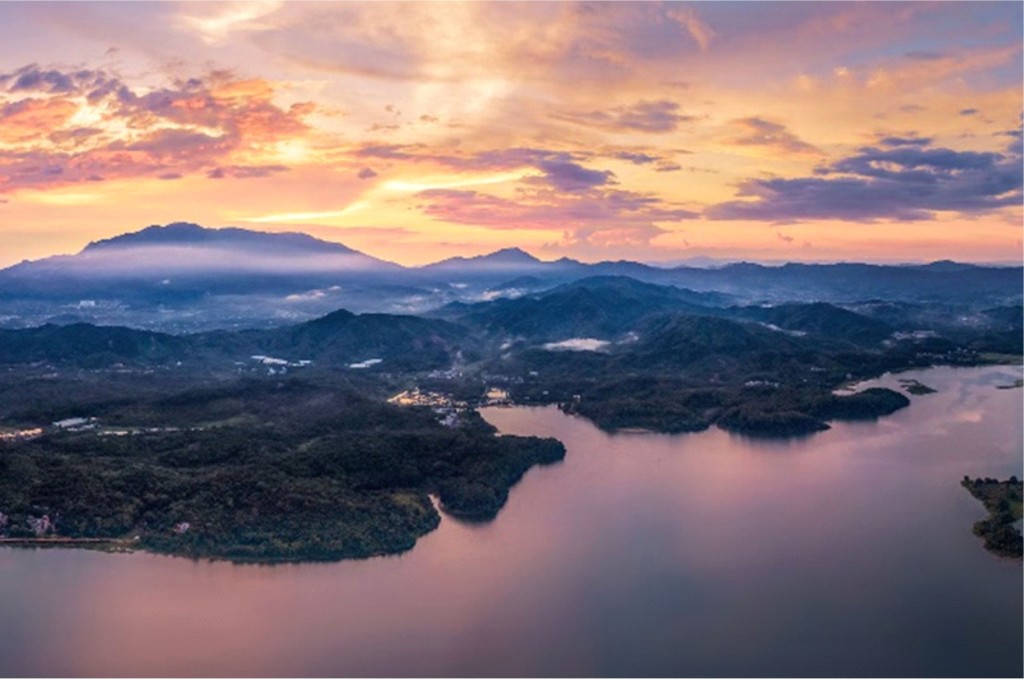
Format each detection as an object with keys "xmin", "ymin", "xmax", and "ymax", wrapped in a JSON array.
[{"xmin": 0, "ymin": 1, "xmax": 1021, "ymax": 267}]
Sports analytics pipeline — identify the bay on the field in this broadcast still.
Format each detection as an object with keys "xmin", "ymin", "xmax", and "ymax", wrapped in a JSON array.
[{"xmin": 0, "ymin": 365, "xmax": 1020, "ymax": 677}]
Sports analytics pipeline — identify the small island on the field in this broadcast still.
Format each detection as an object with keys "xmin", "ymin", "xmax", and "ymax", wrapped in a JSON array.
[
  {"xmin": 961, "ymin": 476, "xmax": 1023, "ymax": 558},
  {"xmin": 898, "ymin": 378, "xmax": 937, "ymax": 395}
]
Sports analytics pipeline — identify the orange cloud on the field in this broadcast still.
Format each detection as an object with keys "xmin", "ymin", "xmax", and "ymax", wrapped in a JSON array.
[
  {"xmin": 0, "ymin": 97, "xmax": 78, "ymax": 143},
  {"xmin": 0, "ymin": 65, "xmax": 315, "ymax": 192}
]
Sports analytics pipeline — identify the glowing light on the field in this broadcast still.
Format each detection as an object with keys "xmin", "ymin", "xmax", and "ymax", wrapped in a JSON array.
[
  {"xmin": 242, "ymin": 201, "xmax": 369, "ymax": 224},
  {"xmin": 272, "ymin": 140, "xmax": 312, "ymax": 163},
  {"xmin": 381, "ymin": 171, "xmax": 532, "ymax": 193},
  {"xmin": 24, "ymin": 191, "xmax": 103, "ymax": 206},
  {"xmin": 183, "ymin": 1, "xmax": 282, "ymax": 44}
]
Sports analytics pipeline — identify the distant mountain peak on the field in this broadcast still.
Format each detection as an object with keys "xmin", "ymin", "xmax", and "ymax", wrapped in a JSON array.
[
  {"xmin": 424, "ymin": 246, "xmax": 543, "ymax": 270},
  {"xmin": 490, "ymin": 246, "xmax": 537, "ymax": 259},
  {"xmin": 82, "ymin": 222, "xmax": 364, "ymax": 257},
  {"xmin": 474, "ymin": 247, "xmax": 541, "ymax": 264}
]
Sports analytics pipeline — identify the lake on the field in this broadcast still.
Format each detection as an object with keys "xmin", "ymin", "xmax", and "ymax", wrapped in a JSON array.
[{"xmin": 0, "ymin": 365, "xmax": 1020, "ymax": 677}]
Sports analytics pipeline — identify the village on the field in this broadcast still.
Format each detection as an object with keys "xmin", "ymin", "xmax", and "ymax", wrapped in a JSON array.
[{"xmin": 387, "ymin": 386, "xmax": 512, "ymax": 428}]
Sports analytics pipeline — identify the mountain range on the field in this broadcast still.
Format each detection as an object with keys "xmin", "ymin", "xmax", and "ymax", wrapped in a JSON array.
[{"xmin": 0, "ymin": 222, "xmax": 1020, "ymax": 332}]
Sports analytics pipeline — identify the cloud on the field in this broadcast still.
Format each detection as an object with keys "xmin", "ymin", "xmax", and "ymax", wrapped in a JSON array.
[
  {"xmin": 959, "ymin": 108, "xmax": 979, "ymax": 116},
  {"xmin": 207, "ymin": 164, "xmax": 288, "ymax": 179},
  {"xmin": 542, "ymin": 338, "xmax": 611, "ymax": 352},
  {"xmin": 354, "ymin": 143, "xmax": 619, "ymax": 193},
  {"xmin": 611, "ymin": 151, "xmax": 660, "ymax": 165},
  {"xmin": 904, "ymin": 50, "xmax": 945, "ymax": 61},
  {"xmin": 726, "ymin": 117, "xmax": 821, "ymax": 155},
  {"xmin": 0, "ymin": 64, "xmax": 314, "ymax": 192},
  {"xmin": 707, "ymin": 139, "xmax": 1022, "ymax": 222},
  {"xmin": 0, "ymin": 64, "xmax": 83, "ymax": 94},
  {"xmin": 531, "ymin": 159, "xmax": 615, "ymax": 192},
  {"xmin": 357, "ymin": 167, "xmax": 378, "ymax": 179},
  {"xmin": 416, "ymin": 185, "xmax": 696, "ymax": 248},
  {"xmin": 180, "ymin": 1, "xmax": 283, "ymax": 44},
  {"xmin": 878, "ymin": 135, "xmax": 932, "ymax": 147},
  {"xmin": 666, "ymin": 6, "xmax": 716, "ymax": 52},
  {"xmin": 0, "ymin": 97, "xmax": 78, "ymax": 142},
  {"xmin": 552, "ymin": 100, "xmax": 691, "ymax": 133}
]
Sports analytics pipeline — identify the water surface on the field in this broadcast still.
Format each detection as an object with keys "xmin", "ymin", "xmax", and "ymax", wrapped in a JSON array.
[{"xmin": 0, "ymin": 365, "xmax": 1020, "ymax": 676}]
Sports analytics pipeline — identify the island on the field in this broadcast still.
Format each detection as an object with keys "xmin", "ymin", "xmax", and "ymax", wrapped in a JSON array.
[
  {"xmin": 898, "ymin": 378, "xmax": 937, "ymax": 395},
  {"xmin": 961, "ymin": 476, "xmax": 1023, "ymax": 558}
]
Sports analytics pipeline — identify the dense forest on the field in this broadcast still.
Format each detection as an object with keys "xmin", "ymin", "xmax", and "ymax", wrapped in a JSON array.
[{"xmin": 0, "ymin": 375, "xmax": 563, "ymax": 561}]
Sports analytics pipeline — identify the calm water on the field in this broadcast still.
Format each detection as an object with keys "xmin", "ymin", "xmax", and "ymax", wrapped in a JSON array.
[{"xmin": 0, "ymin": 366, "xmax": 1020, "ymax": 677}]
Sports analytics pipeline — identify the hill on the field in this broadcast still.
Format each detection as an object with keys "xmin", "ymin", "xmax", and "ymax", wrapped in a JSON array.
[{"xmin": 434, "ymin": 276, "xmax": 727, "ymax": 341}]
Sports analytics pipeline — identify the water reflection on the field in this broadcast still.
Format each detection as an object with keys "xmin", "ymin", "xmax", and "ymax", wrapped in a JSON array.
[{"xmin": 0, "ymin": 366, "xmax": 1020, "ymax": 677}]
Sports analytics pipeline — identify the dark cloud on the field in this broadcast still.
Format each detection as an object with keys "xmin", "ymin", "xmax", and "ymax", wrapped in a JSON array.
[
  {"xmin": 206, "ymin": 165, "xmax": 288, "ymax": 180},
  {"xmin": 0, "ymin": 64, "xmax": 87, "ymax": 94},
  {"xmin": 878, "ymin": 135, "xmax": 932, "ymax": 147},
  {"xmin": 707, "ymin": 139, "xmax": 1022, "ymax": 222},
  {"xmin": 904, "ymin": 50, "xmax": 945, "ymax": 61},
  {"xmin": 532, "ymin": 159, "xmax": 615, "ymax": 192},
  {"xmin": 354, "ymin": 143, "xmax": 429, "ymax": 162},
  {"xmin": 959, "ymin": 108, "xmax": 979, "ymax": 116},
  {"xmin": 727, "ymin": 117, "xmax": 821, "ymax": 155},
  {"xmin": 357, "ymin": 167, "xmax": 378, "ymax": 179},
  {"xmin": 552, "ymin": 100, "xmax": 692, "ymax": 133},
  {"xmin": 612, "ymin": 151, "xmax": 660, "ymax": 165},
  {"xmin": 655, "ymin": 162, "xmax": 682, "ymax": 172}
]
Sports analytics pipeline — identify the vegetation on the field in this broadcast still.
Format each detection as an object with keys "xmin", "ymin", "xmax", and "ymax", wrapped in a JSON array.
[
  {"xmin": 961, "ymin": 476, "xmax": 1023, "ymax": 558},
  {"xmin": 561, "ymin": 381, "xmax": 910, "ymax": 438},
  {"xmin": 0, "ymin": 375, "xmax": 564, "ymax": 562},
  {"xmin": 0, "ymin": 269, "xmax": 1018, "ymax": 561},
  {"xmin": 899, "ymin": 379, "xmax": 937, "ymax": 395}
]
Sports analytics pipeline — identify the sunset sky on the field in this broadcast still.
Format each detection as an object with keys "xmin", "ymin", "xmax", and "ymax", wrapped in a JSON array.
[{"xmin": 0, "ymin": 1, "xmax": 1021, "ymax": 267}]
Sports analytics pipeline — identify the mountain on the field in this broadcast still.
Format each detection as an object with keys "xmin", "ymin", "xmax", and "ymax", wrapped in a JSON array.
[
  {"xmin": 628, "ymin": 314, "xmax": 805, "ymax": 367},
  {"xmin": 0, "ymin": 223, "xmax": 426, "ymax": 330},
  {"xmin": 83, "ymin": 222, "xmax": 369, "ymax": 258},
  {"xmin": 425, "ymin": 247, "xmax": 543, "ymax": 270},
  {"xmin": 245, "ymin": 309, "xmax": 474, "ymax": 371},
  {"xmin": 0, "ymin": 323, "xmax": 185, "ymax": 366},
  {"xmin": 732, "ymin": 302, "xmax": 895, "ymax": 346},
  {"xmin": 417, "ymin": 248, "xmax": 563, "ymax": 282},
  {"xmin": 0, "ymin": 221, "xmax": 1019, "ymax": 333},
  {"xmin": 658, "ymin": 261, "xmax": 1023, "ymax": 306},
  {"xmin": 0, "ymin": 308, "xmax": 472, "ymax": 373},
  {"xmin": 434, "ymin": 276, "xmax": 728, "ymax": 341},
  {"xmin": 5, "ymin": 223, "xmax": 397, "ymax": 282}
]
